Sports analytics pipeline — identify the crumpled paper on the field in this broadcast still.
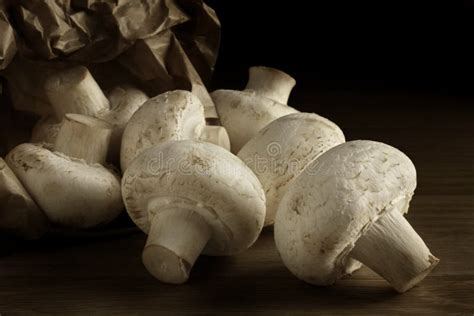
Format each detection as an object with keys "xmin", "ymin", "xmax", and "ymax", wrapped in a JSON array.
[{"xmin": 0, "ymin": 0, "xmax": 220, "ymax": 118}]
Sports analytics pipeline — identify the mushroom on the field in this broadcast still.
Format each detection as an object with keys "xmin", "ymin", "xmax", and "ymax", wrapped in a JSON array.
[
  {"xmin": 122, "ymin": 140, "xmax": 266, "ymax": 284},
  {"xmin": 6, "ymin": 114, "xmax": 123, "ymax": 228},
  {"xmin": 31, "ymin": 67, "xmax": 149, "ymax": 164},
  {"xmin": 120, "ymin": 90, "xmax": 230, "ymax": 171},
  {"xmin": 244, "ymin": 66, "xmax": 297, "ymax": 104},
  {"xmin": 211, "ymin": 66, "xmax": 299, "ymax": 153},
  {"xmin": 0, "ymin": 158, "xmax": 48, "ymax": 239},
  {"xmin": 274, "ymin": 140, "xmax": 439, "ymax": 292},
  {"xmin": 238, "ymin": 112, "xmax": 345, "ymax": 226}
]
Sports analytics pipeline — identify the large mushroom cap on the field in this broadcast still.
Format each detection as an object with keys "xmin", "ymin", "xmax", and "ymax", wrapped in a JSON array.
[
  {"xmin": 122, "ymin": 140, "xmax": 266, "ymax": 256},
  {"xmin": 6, "ymin": 143, "xmax": 123, "ymax": 228},
  {"xmin": 238, "ymin": 112, "xmax": 345, "ymax": 226},
  {"xmin": 274, "ymin": 140, "xmax": 417, "ymax": 285},
  {"xmin": 211, "ymin": 89, "xmax": 298, "ymax": 153},
  {"xmin": 0, "ymin": 158, "xmax": 48, "ymax": 239},
  {"xmin": 120, "ymin": 90, "xmax": 205, "ymax": 171}
]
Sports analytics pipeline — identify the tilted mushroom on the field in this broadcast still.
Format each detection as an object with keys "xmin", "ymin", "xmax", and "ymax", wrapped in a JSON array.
[
  {"xmin": 122, "ymin": 140, "xmax": 266, "ymax": 284},
  {"xmin": 0, "ymin": 158, "xmax": 48, "ymax": 239},
  {"xmin": 6, "ymin": 114, "xmax": 123, "ymax": 228},
  {"xmin": 211, "ymin": 66, "xmax": 299, "ymax": 153},
  {"xmin": 238, "ymin": 113, "xmax": 345, "ymax": 226},
  {"xmin": 31, "ymin": 67, "xmax": 149, "ymax": 163},
  {"xmin": 274, "ymin": 140, "xmax": 439, "ymax": 292},
  {"xmin": 120, "ymin": 90, "xmax": 230, "ymax": 171}
]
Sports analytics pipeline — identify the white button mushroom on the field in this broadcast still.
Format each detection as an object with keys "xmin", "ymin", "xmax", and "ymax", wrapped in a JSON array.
[
  {"xmin": 120, "ymin": 90, "xmax": 230, "ymax": 171},
  {"xmin": 0, "ymin": 158, "xmax": 48, "ymax": 239},
  {"xmin": 238, "ymin": 112, "xmax": 345, "ymax": 226},
  {"xmin": 6, "ymin": 114, "xmax": 123, "ymax": 228},
  {"xmin": 275, "ymin": 140, "xmax": 439, "ymax": 292},
  {"xmin": 32, "ymin": 67, "xmax": 149, "ymax": 164},
  {"xmin": 122, "ymin": 140, "xmax": 266, "ymax": 284},
  {"xmin": 211, "ymin": 66, "xmax": 299, "ymax": 153}
]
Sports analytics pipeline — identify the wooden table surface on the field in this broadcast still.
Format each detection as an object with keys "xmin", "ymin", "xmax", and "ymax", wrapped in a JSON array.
[{"xmin": 0, "ymin": 90, "xmax": 473, "ymax": 314}]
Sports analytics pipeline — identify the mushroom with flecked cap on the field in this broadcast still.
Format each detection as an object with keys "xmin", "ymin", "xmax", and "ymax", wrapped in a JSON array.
[
  {"xmin": 274, "ymin": 140, "xmax": 439, "ymax": 293},
  {"xmin": 120, "ymin": 90, "xmax": 230, "ymax": 171},
  {"xmin": 238, "ymin": 112, "xmax": 345, "ymax": 226},
  {"xmin": 6, "ymin": 114, "xmax": 123, "ymax": 228},
  {"xmin": 122, "ymin": 140, "xmax": 266, "ymax": 284},
  {"xmin": 211, "ymin": 66, "xmax": 299, "ymax": 153}
]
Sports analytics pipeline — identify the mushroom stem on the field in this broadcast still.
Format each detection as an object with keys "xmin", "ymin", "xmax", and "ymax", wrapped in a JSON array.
[
  {"xmin": 142, "ymin": 208, "xmax": 212, "ymax": 284},
  {"xmin": 54, "ymin": 114, "xmax": 113, "ymax": 165},
  {"xmin": 199, "ymin": 126, "xmax": 231, "ymax": 151},
  {"xmin": 244, "ymin": 66, "xmax": 296, "ymax": 104},
  {"xmin": 350, "ymin": 210, "xmax": 439, "ymax": 293},
  {"xmin": 44, "ymin": 66, "xmax": 110, "ymax": 120}
]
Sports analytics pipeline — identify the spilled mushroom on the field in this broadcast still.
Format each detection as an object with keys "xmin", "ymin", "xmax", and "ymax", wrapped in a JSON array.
[
  {"xmin": 211, "ymin": 66, "xmax": 299, "ymax": 153},
  {"xmin": 274, "ymin": 140, "xmax": 439, "ymax": 292},
  {"xmin": 238, "ymin": 112, "xmax": 345, "ymax": 226},
  {"xmin": 6, "ymin": 114, "xmax": 123, "ymax": 228},
  {"xmin": 122, "ymin": 140, "xmax": 266, "ymax": 284}
]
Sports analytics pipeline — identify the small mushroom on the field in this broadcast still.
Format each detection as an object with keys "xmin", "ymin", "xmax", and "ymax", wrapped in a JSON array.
[
  {"xmin": 0, "ymin": 158, "xmax": 48, "ymax": 239},
  {"xmin": 244, "ymin": 66, "xmax": 296, "ymax": 104},
  {"xmin": 120, "ymin": 90, "xmax": 230, "ymax": 171},
  {"xmin": 211, "ymin": 66, "xmax": 299, "ymax": 153},
  {"xmin": 274, "ymin": 140, "xmax": 439, "ymax": 292},
  {"xmin": 238, "ymin": 113, "xmax": 345, "ymax": 226},
  {"xmin": 6, "ymin": 114, "xmax": 123, "ymax": 228},
  {"xmin": 122, "ymin": 140, "xmax": 266, "ymax": 284},
  {"xmin": 32, "ymin": 67, "xmax": 149, "ymax": 164}
]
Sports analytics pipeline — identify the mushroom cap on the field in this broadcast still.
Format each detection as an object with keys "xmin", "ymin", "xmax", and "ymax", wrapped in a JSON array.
[
  {"xmin": 274, "ymin": 140, "xmax": 417, "ymax": 285},
  {"xmin": 120, "ymin": 90, "xmax": 205, "ymax": 171},
  {"xmin": 122, "ymin": 140, "xmax": 266, "ymax": 256},
  {"xmin": 211, "ymin": 89, "xmax": 299, "ymax": 153},
  {"xmin": 238, "ymin": 113, "xmax": 345, "ymax": 226},
  {"xmin": 6, "ymin": 143, "xmax": 123, "ymax": 228},
  {"xmin": 0, "ymin": 158, "xmax": 49, "ymax": 239}
]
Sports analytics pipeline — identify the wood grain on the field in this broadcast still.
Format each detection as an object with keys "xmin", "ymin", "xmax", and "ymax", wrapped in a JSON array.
[{"xmin": 0, "ymin": 91, "xmax": 473, "ymax": 314}]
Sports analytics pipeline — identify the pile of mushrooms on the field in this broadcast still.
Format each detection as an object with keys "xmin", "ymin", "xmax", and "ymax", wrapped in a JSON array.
[{"xmin": 0, "ymin": 64, "xmax": 438, "ymax": 292}]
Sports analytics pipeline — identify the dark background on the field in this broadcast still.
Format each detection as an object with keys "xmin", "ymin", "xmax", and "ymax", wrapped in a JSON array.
[{"xmin": 207, "ymin": 1, "xmax": 474, "ymax": 96}]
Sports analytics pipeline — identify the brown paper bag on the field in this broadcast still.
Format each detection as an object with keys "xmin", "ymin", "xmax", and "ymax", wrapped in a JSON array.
[{"xmin": 0, "ymin": 0, "xmax": 220, "ymax": 119}]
